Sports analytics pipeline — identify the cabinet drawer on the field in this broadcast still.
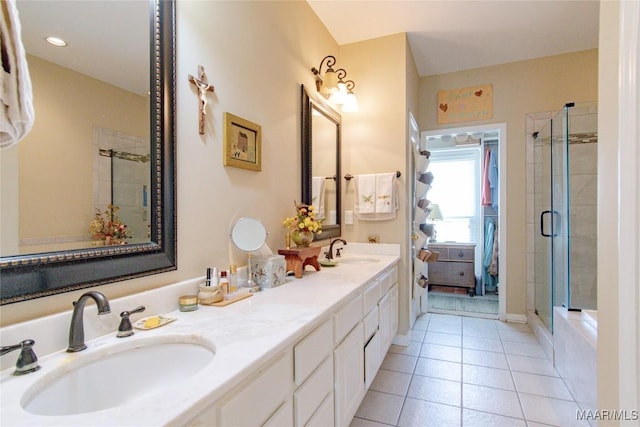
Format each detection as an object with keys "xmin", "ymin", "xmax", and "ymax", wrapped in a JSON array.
[
  {"xmin": 334, "ymin": 294, "xmax": 363, "ymax": 345},
  {"xmin": 363, "ymin": 307, "xmax": 378, "ymax": 341},
  {"xmin": 294, "ymin": 356, "xmax": 333, "ymax": 427},
  {"xmin": 218, "ymin": 351, "xmax": 292, "ymax": 426},
  {"xmin": 379, "ymin": 270, "xmax": 393, "ymax": 294},
  {"xmin": 294, "ymin": 319, "xmax": 332, "ymax": 385},
  {"xmin": 447, "ymin": 247, "xmax": 474, "ymax": 261},
  {"xmin": 363, "ymin": 279, "xmax": 381, "ymax": 315},
  {"xmin": 429, "ymin": 261, "xmax": 475, "ymax": 287}
]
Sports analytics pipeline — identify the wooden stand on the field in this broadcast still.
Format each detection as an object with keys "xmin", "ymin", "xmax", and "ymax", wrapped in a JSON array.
[{"xmin": 277, "ymin": 246, "xmax": 322, "ymax": 278}]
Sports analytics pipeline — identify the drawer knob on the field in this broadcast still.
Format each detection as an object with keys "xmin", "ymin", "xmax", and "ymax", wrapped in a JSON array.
[
  {"xmin": 459, "ymin": 271, "xmax": 464, "ymax": 276},
  {"xmin": 457, "ymin": 251, "xmax": 464, "ymax": 257}
]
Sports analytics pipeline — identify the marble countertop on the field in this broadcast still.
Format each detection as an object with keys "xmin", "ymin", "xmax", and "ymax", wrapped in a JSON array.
[{"xmin": 0, "ymin": 244, "xmax": 400, "ymax": 426}]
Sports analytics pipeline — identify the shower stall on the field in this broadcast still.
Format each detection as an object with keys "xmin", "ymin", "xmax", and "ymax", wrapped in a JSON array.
[{"xmin": 532, "ymin": 102, "xmax": 598, "ymax": 333}]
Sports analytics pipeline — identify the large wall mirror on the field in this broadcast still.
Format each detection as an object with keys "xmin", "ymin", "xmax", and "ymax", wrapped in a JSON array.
[
  {"xmin": 301, "ymin": 85, "xmax": 341, "ymax": 240},
  {"xmin": 0, "ymin": 0, "xmax": 176, "ymax": 304}
]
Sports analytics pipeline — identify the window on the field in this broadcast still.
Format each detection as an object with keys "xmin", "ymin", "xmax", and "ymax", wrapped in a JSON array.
[{"xmin": 428, "ymin": 147, "xmax": 481, "ymax": 243}]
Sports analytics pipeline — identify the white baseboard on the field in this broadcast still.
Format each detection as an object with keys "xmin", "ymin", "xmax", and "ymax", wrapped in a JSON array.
[
  {"xmin": 505, "ymin": 313, "xmax": 528, "ymax": 323},
  {"xmin": 392, "ymin": 332, "xmax": 411, "ymax": 346}
]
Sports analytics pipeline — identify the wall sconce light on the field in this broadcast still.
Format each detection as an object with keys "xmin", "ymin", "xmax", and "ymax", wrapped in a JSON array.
[{"xmin": 311, "ymin": 55, "xmax": 359, "ymax": 113}]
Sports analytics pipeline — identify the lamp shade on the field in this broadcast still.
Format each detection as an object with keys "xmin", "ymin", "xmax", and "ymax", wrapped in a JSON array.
[
  {"xmin": 322, "ymin": 68, "xmax": 338, "ymax": 94},
  {"xmin": 427, "ymin": 203, "xmax": 443, "ymax": 221},
  {"xmin": 342, "ymin": 92, "xmax": 359, "ymax": 112}
]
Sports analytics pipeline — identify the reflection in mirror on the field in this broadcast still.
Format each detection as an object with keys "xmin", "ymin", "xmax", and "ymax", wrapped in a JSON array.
[
  {"xmin": 301, "ymin": 85, "xmax": 341, "ymax": 240},
  {"xmin": 2, "ymin": 1, "xmax": 150, "ymax": 256},
  {"xmin": 0, "ymin": 0, "xmax": 176, "ymax": 304}
]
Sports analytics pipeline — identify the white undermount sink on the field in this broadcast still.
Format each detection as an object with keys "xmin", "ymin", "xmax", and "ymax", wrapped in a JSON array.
[
  {"xmin": 338, "ymin": 257, "xmax": 380, "ymax": 264},
  {"xmin": 21, "ymin": 335, "xmax": 215, "ymax": 416}
]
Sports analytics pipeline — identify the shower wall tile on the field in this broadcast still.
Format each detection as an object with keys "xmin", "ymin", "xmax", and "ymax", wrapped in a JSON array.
[
  {"xmin": 570, "ymin": 174, "xmax": 597, "ymax": 207},
  {"xmin": 569, "ymin": 144, "xmax": 597, "ymax": 175},
  {"xmin": 569, "ymin": 210, "xmax": 597, "ymax": 238}
]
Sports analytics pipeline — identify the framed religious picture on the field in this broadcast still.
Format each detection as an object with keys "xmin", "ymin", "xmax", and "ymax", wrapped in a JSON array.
[{"xmin": 223, "ymin": 113, "xmax": 262, "ymax": 171}]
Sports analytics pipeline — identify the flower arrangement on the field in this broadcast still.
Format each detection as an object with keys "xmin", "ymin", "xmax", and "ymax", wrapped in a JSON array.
[
  {"xmin": 282, "ymin": 201, "xmax": 323, "ymax": 234},
  {"xmin": 89, "ymin": 204, "xmax": 132, "ymax": 245}
]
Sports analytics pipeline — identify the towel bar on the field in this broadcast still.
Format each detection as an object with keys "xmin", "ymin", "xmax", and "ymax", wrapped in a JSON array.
[{"xmin": 344, "ymin": 171, "xmax": 401, "ymax": 181}]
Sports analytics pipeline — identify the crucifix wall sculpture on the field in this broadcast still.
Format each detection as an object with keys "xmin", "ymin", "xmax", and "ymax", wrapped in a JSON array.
[{"xmin": 188, "ymin": 65, "xmax": 215, "ymax": 135}]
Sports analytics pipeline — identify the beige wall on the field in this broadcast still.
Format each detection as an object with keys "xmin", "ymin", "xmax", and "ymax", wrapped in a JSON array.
[
  {"xmin": 418, "ymin": 49, "xmax": 598, "ymax": 316},
  {"xmin": 1, "ymin": 56, "xmax": 148, "ymax": 255},
  {"xmin": 1, "ymin": 0, "xmax": 341, "ymax": 325},
  {"xmin": 340, "ymin": 33, "xmax": 415, "ymax": 336},
  {"xmin": 17, "ymin": 56, "xmax": 148, "ymax": 244}
]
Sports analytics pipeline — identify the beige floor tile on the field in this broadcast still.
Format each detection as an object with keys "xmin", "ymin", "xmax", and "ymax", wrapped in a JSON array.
[
  {"xmin": 502, "ymin": 340, "xmax": 547, "ymax": 359},
  {"xmin": 462, "ymin": 364, "xmax": 515, "ymax": 391},
  {"xmin": 462, "ymin": 348, "xmax": 509, "ymax": 370},
  {"xmin": 462, "ymin": 408, "xmax": 526, "ymax": 427},
  {"xmin": 506, "ymin": 354, "xmax": 559, "ymax": 377},
  {"xmin": 512, "ymin": 371, "xmax": 573, "ymax": 400},
  {"xmin": 381, "ymin": 353, "xmax": 418, "ymax": 374},
  {"xmin": 462, "ymin": 336, "xmax": 504, "ymax": 353},
  {"xmin": 519, "ymin": 393, "xmax": 590, "ymax": 426},
  {"xmin": 389, "ymin": 341, "xmax": 422, "ymax": 357},
  {"xmin": 462, "ymin": 383, "xmax": 524, "ymax": 419},
  {"xmin": 354, "ymin": 390, "xmax": 404, "ymax": 426},
  {"xmin": 398, "ymin": 397, "xmax": 461, "ymax": 427},
  {"xmin": 408, "ymin": 375, "xmax": 461, "ymax": 406},
  {"xmin": 415, "ymin": 358, "xmax": 462, "ymax": 382},
  {"xmin": 425, "ymin": 331, "xmax": 463, "ymax": 347},
  {"xmin": 370, "ymin": 368, "xmax": 412, "ymax": 396},
  {"xmin": 421, "ymin": 343, "xmax": 463, "ymax": 363},
  {"xmin": 350, "ymin": 417, "xmax": 394, "ymax": 427}
]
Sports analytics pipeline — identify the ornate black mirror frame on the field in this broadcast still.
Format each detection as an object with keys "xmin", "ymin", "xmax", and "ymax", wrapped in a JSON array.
[
  {"xmin": 301, "ymin": 84, "xmax": 341, "ymax": 240},
  {"xmin": 0, "ymin": 0, "xmax": 177, "ymax": 305}
]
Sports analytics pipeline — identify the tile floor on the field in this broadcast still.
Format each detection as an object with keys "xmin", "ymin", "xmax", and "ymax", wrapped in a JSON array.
[{"xmin": 351, "ymin": 313, "xmax": 591, "ymax": 427}]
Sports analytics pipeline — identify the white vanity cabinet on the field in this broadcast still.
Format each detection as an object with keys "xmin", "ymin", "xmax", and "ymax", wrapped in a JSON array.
[
  {"xmin": 216, "ymin": 351, "xmax": 294, "ymax": 427},
  {"xmin": 293, "ymin": 319, "xmax": 334, "ymax": 427},
  {"xmin": 334, "ymin": 321, "xmax": 365, "ymax": 426},
  {"xmin": 188, "ymin": 262, "xmax": 399, "ymax": 427}
]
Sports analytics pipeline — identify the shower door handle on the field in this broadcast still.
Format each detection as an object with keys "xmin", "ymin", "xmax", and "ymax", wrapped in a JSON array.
[
  {"xmin": 540, "ymin": 210, "xmax": 560, "ymax": 237},
  {"xmin": 540, "ymin": 210, "xmax": 553, "ymax": 237}
]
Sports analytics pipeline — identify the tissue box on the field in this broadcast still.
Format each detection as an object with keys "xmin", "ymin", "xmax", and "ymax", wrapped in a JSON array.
[{"xmin": 251, "ymin": 255, "xmax": 287, "ymax": 289}]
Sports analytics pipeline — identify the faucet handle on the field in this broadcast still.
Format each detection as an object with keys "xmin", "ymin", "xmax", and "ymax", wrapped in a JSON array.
[
  {"xmin": 336, "ymin": 248, "xmax": 343, "ymax": 257},
  {"xmin": 117, "ymin": 306, "xmax": 145, "ymax": 338},
  {"xmin": 0, "ymin": 339, "xmax": 41, "ymax": 375}
]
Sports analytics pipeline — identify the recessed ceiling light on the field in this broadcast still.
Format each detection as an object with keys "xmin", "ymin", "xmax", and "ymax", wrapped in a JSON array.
[{"xmin": 46, "ymin": 36, "xmax": 67, "ymax": 47}]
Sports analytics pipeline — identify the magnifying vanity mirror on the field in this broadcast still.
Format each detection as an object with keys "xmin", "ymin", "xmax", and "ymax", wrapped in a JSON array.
[
  {"xmin": 230, "ymin": 217, "xmax": 267, "ymax": 290},
  {"xmin": 0, "ymin": 0, "xmax": 176, "ymax": 304},
  {"xmin": 301, "ymin": 85, "xmax": 341, "ymax": 240}
]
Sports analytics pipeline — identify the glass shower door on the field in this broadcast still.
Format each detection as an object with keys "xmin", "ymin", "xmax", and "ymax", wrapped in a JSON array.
[{"xmin": 534, "ymin": 105, "xmax": 570, "ymax": 332}]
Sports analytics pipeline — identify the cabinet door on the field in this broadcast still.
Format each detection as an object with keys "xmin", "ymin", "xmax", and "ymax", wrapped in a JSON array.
[
  {"xmin": 334, "ymin": 322, "xmax": 364, "ymax": 427},
  {"xmin": 378, "ymin": 291, "xmax": 391, "ymax": 354},
  {"xmin": 364, "ymin": 330, "xmax": 381, "ymax": 389},
  {"xmin": 390, "ymin": 283, "xmax": 399, "ymax": 339},
  {"xmin": 263, "ymin": 398, "xmax": 293, "ymax": 427},
  {"xmin": 218, "ymin": 352, "xmax": 293, "ymax": 426}
]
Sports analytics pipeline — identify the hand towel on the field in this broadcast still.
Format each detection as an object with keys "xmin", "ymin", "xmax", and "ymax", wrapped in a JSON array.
[
  {"xmin": 0, "ymin": 0, "xmax": 35, "ymax": 148},
  {"xmin": 375, "ymin": 173, "xmax": 395, "ymax": 213},
  {"xmin": 355, "ymin": 174, "xmax": 376, "ymax": 213},
  {"xmin": 311, "ymin": 176, "xmax": 325, "ymax": 219},
  {"xmin": 355, "ymin": 172, "xmax": 398, "ymax": 221}
]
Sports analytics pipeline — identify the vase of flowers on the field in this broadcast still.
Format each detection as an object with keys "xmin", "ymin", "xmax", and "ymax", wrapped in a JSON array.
[
  {"xmin": 283, "ymin": 202, "xmax": 323, "ymax": 247},
  {"xmin": 89, "ymin": 204, "xmax": 132, "ymax": 245}
]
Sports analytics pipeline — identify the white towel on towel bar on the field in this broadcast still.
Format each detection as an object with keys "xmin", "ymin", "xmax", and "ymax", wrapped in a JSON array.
[
  {"xmin": 375, "ymin": 173, "xmax": 395, "ymax": 213},
  {"xmin": 311, "ymin": 176, "xmax": 325, "ymax": 220},
  {"xmin": 0, "ymin": 0, "xmax": 35, "ymax": 148},
  {"xmin": 355, "ymin": 174, "xmax": 376, "ymax": 214},
  {"xmin": 354, "ymin": 173, "xmax": 398, "ymax": 221}
]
